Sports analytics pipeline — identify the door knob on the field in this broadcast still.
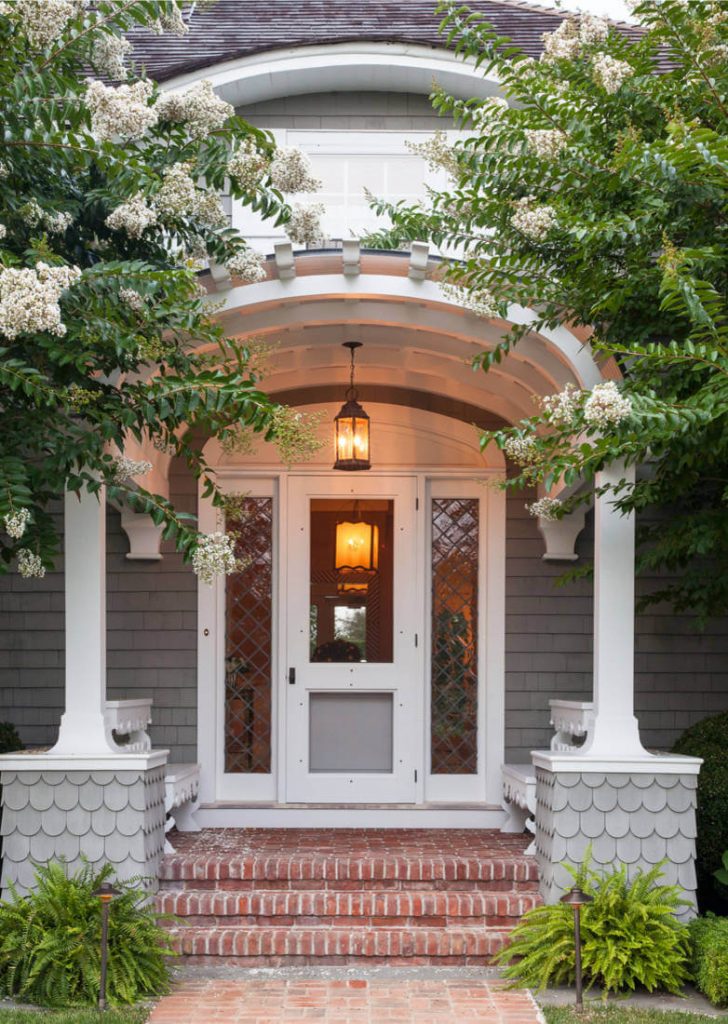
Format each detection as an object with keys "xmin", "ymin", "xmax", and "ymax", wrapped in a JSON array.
[{"xmin": 288, "ymin": 667, "xmax": 296, "ymax": 685}]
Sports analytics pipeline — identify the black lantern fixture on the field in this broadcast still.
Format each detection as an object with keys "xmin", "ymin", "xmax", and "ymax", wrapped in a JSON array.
[
  {"xmin": 333, "ymin": 341, "xmax": 370, "ymax": 471},
  {"xmin": 560, "ymin": 886, "xmax": 594, "ymax": 1012},
  {"xmin": 92, "ymin": 880, "xmax": 121, "ymax": 1011}
]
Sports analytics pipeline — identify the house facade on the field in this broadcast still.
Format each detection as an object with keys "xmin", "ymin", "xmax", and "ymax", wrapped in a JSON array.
[{"xmin": 0, "ymin": 1, "xmax": 723, "ymax": 913}]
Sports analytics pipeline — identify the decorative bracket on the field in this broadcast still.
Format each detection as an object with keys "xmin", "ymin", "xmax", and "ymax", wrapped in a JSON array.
[
  {"xmin": 120, "ymin": 508, "xmax": 164, "ymax": 561},
  {"xmin": 408, "ymin": 241, "xmax": 430, "ymax": 281},
  {"xmin": 538, "ymin": 508, "xmax": 586, "ymax": 562},
  {"xmin": 342, "ymin": 239, "xmax": 361, "ymax": 276},
  {"xmin": 274, "ymin": 241, "xmax": 296, "ymax": 281},
  {"xmin": 207, "ymin": 259, "xmax": 233, "ymax": 292}
]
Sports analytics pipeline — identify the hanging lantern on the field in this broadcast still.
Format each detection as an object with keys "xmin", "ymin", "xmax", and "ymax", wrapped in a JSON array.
[
  {"xmin": 335, "ymin": 521, "xmax": 379, "ymax": 574},
  {"xmin": 334, "ymin": 341, "xmax": 370, "ymax": 471}
]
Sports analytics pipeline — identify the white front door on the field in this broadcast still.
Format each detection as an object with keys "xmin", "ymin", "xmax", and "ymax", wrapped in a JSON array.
[{"xmin": 285, "ymin": 474, "xmax": 421, "ymax": 803}]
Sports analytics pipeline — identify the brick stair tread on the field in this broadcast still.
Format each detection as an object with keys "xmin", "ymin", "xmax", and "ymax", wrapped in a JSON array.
[
  {"xmin": 160, "ymin": 854, "xmax": 538, "ymax": 883},
  {"xmin": 158, "ymin": 889, "xmax": 540, "ymax": 919},
  {"xmin": 168, "ymin": 924, "xmax": 514, "ymax": 958}
]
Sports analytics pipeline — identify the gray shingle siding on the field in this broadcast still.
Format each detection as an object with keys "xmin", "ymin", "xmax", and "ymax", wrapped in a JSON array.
[
  {"xmin": 237, "ymin": 92, "xmax": 445, "ymax": 131},
  {"xmin": 1, "ymin": 465, "xmax": 726, "ymax": 771}
]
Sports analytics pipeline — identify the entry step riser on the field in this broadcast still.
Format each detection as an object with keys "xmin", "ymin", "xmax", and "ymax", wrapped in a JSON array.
[{"xmin": 159, "ymin": 877, "xmax": 540, "ymax": 893}]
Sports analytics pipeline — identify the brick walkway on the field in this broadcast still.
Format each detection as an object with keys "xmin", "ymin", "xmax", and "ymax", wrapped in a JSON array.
[{"xmin": 147, "ymin": 977, "xmax": 542, "ymax": 1023}]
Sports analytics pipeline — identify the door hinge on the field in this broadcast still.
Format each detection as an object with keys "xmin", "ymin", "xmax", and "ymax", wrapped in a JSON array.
[
  {"xmin": 415, "ymin": 497, "xmax": 419, "ymax": 510},
  {"xmin": 414, "ymin": 769, "xmax": 418, "ymax": 783},
  {"xmin": 288, "ymin": 667, "xmax": 296, "ymax": 685},
  {"xmin": 414, "ymin": 633, "xmax": 418, "ymax": 648}
]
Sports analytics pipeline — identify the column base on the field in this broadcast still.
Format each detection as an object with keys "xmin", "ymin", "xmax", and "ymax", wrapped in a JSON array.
[
  {"xmin": 532, "ymin": 751, "xmax": 702, "ymax": 920},
  {"xmin": 0, "ymin": 750, "xmax": 168, "ymax": 896}
]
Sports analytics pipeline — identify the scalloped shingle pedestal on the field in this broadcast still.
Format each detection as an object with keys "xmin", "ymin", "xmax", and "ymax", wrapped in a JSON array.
[
  {"xmin": 533, "ymin": 751, "xmax": 702, "ymax": 920},
  {"xmin": 0, "ymin": 750, "xmax": 168, "ymax": 897}
]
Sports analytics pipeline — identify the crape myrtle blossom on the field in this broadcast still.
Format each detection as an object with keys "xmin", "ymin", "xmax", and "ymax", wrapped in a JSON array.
[
  {"xmin": 227, "ymin": 249, "xmax": 267, "ymax": 284},
  {"xmin": 527, "ymin": 496, "xmax": 563, "ymax": 520},
  {"xmin": 525, "ymin": 129, "xmax": 567, "ymax": 160},
  {"xmin": 0, "ymin": 224, "xmax": 5, "ymax": 241},
  {"xmin": 227, "ymin": 140, "xmax": 270, "ymax": 192},
  {"xmin": 4, "ymin": 508, "xmax": 31, "ymax": 540},
  {"xmin": 407, "ymin": 131, "xmax": 459, "ymax": 177},
  {"xmin": 286, "ymin": 203, "xmax": 325, "ymax": 245},
  {"xmin": 1, "ymin": 0, "xmax": 87, "ymax": 50},
  {"xmin": 579, "ymin": 15, "xmax": 609, "ymax": 44},
  {"xmin": 192, "ymin": 531, "xmax": 239, "ymax": 584},
  {"xmin": 85, "ymin": 79, "xmax": 157, "ymax": 141},
  {"xmin": 541, "ymin": 19, "xmax": 580, "ymax": 62},
  {"xmin": 0, "ymin": 263, "xmax": 80, "ymax": 339},
  {"xmin": 152, "ymin": 4, "xmax": 188, "ymax": 36},
  {"xmin": 153, "ymin": 162, "xmax": 226, "ymax": 227},
  {"xmin": 17, "ymin": 549, "xmax": 45, "ymax": 579},
  {"xmin": 111, "ymin": 456, "xmax": 152, "ymax": 483},
  {"xmin": 511, "ymin": 196, "xmax": 558, "ymax": 242},
  {"xmin": 119, "ymin": 288, "xmax": 145, "ymax": 310},
  {"xmin": 91, "ymin": 32, "xmax": 132, "ymax": 81},
  {"xmin": 269, "ymin": 147, "xmax": 321, "ymax": 193},
  {"xmin": 440, "ymin": 281, "xmax": 498, "ymax": 319},
  {"xmin": 502, "ymin": 434, "xmax": 539, "ymax": 467},
  {"xmin": 105, "ymin": 193, "xmax": 158, "ymax": 239},
  {"xmin": 541, "ymin": 382, "xmax": 581, "ymax": 426},
  {"xmin": 592, "ymin": 55, "xmax": 633, "ymax": 94},
  {"xmin": 156, "ymin": 80, "xmax": 233, "ymax": 140},
  {"xmin": 583, "ymin": 380, "xmax": 632, "ymax": 428}
]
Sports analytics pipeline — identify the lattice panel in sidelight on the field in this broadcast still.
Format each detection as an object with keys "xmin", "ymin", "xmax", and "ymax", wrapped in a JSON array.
[
  {"xmin": 431, "ymin": 498, "xmax": 479, "ymax": 775},
  {"xmin": 225, "ymin": 498, "xmax": 273, "ymax": 774}
]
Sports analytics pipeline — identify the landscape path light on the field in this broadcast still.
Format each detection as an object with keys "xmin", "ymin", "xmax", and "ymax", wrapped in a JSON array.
[
  {"xmin": 92, "ymin": 880, "xmax": 120, "ymax": 1011},
  {"xmin": 560, "ymin": 885, "xmax": 594, "ymax": 1012}
]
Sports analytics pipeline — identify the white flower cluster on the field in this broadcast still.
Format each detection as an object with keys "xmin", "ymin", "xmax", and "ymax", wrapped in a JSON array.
[
  {"xmin": 541, "ymin": 19, "xmax": 581, "ymax": 61},
  {"xmin": 156, "ymin": 80, "xmax": 233, "ymax": 139},
  {"xmin": 592, "ymin": 54, "xmax": 633, "ymax": 94},
  {"xmin": 227, "ymin": 139, "xmax": 270, "ymax": 192},
  {"xmin": 227, "ymin": 249, "xmax": 267, "ymax": 284},
  {"xmin": 286, "ymin": 203, "xmax": 325, "ymax": 245},
  {"xmin": 120, "ymin": 287, "xmax": 145, "ymax": 310},
  {"xmin": 502, "ymin": 435, "xmax": 539, "ymax": 467},
  {"xmin": 91, "ymin": 31, "xmax": 132, "ymax": 80},
  {"xmin": 527, "ymin": 496, "xmax": 563, "ymax": 521},
  {"xmin": 407, "ymin": 131, "xmax": 458, "ymax": 176},
  {"xmin": 111, "ymin": 456, "xmax": 152, "ymax": 482},
  {"xmin": 152, "ymin": 3, "xmax": 188, "ymax": 36},
  {"xmin": 541, "ymin": 382, "xmax": 581, "ymax": 425},
  {"xmin": 12, "ymin": 0, "xmax": 87, "ymax": 49},
  {"xmin": 0, "ymin": 162, "xmax": 7, "ymax": 178},
  {"xmin": 20, "ymin": 201, "xmax": 72, "ymax": 234},
  {"xmin": 0, "ymin": 262, "xmax": 80, "ymax": 339},
  {"xmin": 153, "ymin": 163, "xmax": 226, "ymax": 227},
  {"xmin": 269, "ymin": 148, "xmax": 320, "ymax": 193},
  {"xmin": 17, "ymin": 549, "xmax": 45, "ymax": 579},
  {"xmin": 192, "ymin": 531, "xmax": 239, "ymax": 585},
  {"xmin": 105, "ymin": 193, "xmax": 158, "ymax": 238},
  {"xmin": 4, "ymin": 508, "xmax": 31, "ymax": 539},
  {"xmin": 440, "ymin": 282, "xmax": 498, "ymax": 319},
  {"xmin": 525, "ymin": 129, "xmax": 567, "ymax": 160},
  {"xmin": 579, "ymin": 14, "xmax": 609, "ymax": 44},
  {"xmin": 21, "ymin": 199, "xmax": 43, "ymax": 226},
  {"xmin": 85, "ymin": 79, "xmax": 157, "ymax": 141},
  {"xmin": 45, "ymin": 211, "xmax": 73, "ymax": 233},
  {"xmin": 470, "ymin": 96, "xmax": 509, "ymax": 128},
  {"xmin": 0, "ymin": 224, "xmax": 6, "ymax": 241},
  {"xmin": 583, "ymin": 380, "xmax": 632, "ymax": 428},
  {"xmin": 511, "ymin": 197, "xmax": 558, "ymax": 241}
]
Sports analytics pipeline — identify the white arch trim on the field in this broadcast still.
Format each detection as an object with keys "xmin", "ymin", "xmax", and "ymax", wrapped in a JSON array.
[{"xmin": 160, "ymin": 41, "xmax": 503, "ymax": 107}]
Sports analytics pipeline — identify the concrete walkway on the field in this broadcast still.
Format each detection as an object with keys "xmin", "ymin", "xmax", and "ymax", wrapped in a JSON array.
[{"xmin": 147, "ymin": 976, "xmax": 544, "ymax": 1023}]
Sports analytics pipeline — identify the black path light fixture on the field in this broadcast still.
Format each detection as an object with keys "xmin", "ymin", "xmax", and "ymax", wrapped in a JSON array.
[
  {"xmin": 92, "ymin": 880, "xmax": 120, "ymax": 1011},
  {"xmin": 333, "ymin": 341, "xmax": 371, "ymax": 471},
  {"xmin": 560, "ymin": 885, "xmax": 594, "ymax": 1012}
]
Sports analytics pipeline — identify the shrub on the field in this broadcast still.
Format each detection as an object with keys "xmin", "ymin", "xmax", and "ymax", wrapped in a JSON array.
[
  {"xmin": 0, "ymin": 722, "xmax": 22, "ymax": 754},
  {"xmin": 0, "ymin": 861, "xmax": 173, "ymax": 1007},
  {"xmin": 674, "ymin": 711, "xmax": 728, "ymax": 912},
  {"xmin": 495, "ymin": 860, "xmax": 691, "ymax": 994},
  {"xmin": 690, "ymin": 915, "xmax": 728, "ymax": 1007}
]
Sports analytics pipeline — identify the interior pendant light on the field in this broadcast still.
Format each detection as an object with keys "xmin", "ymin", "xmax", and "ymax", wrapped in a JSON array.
[
  {"xmin": 333, "ymin": 341, "xmax": 370, "ymax": 471},
  {"xmin": 335, "ymin": 520, "xmax": 380, "ymax": 575}
]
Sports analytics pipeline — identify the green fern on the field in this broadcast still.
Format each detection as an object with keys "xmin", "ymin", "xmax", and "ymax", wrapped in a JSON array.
[
  {"xmin": 0, "ymin": 861, "xmax": 173, "ymax": 1008},
  {"xmin": 495, "ymin": 859, "xmax": 691, "ymax": 995}
]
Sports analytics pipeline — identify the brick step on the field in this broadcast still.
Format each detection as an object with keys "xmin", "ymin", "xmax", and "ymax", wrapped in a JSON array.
[
  {"xmin": 168, "ymin": 925, "xmax": 513, "ymax": 961},
  {"xmin": 158, "ymin": 888, "xmax": 539, "ymax": 925},
  {"xmin": 160, "ymin": 876, "xmax": 539, "ymax": 893},
  {"xmin": 159, "ymin": 854, "xmax": 538, "ymax": 886}
]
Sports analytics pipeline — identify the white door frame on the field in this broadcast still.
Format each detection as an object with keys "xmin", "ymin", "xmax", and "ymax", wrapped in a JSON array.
[{"xmin": 197, "ymin": 467, "xmax": 505, "ymax": 811}]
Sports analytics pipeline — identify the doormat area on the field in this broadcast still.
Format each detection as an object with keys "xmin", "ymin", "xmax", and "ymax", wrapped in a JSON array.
[{"xmin": 146, "ymin": 977, "xmax": 543, "ymax": 1022}]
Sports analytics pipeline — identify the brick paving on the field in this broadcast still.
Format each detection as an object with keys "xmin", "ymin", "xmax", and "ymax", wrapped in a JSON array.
[{"xmin": 147, "ymin": 976, "xmax": 543, "ymax": 1023}]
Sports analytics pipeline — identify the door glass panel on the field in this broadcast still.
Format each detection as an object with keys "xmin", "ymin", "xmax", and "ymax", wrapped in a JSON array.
[
  {"xmin": 225, "ymin": 497, "xmax": 273, "ymax": 773},
  {"xmin": 309, "ymin": 499, "xmax": 394, "ymax": 663},
  {"xmin": 309, "ymin": 692, "xmax": 393, "ymax": 772},
  {"xmin": 431, "ymin": 498, "xmax": 479, "ymax": 775}
]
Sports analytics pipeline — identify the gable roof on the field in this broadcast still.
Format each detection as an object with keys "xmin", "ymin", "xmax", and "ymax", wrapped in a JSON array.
[{"xmin": 129, "ymin": 0, "xmax": 634, "ymax": 84}]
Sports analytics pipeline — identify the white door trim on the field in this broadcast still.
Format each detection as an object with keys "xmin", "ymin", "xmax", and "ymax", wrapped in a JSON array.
[{"xmin": 198, "ymin": 467, "xmax": 505, "ymax": 813}]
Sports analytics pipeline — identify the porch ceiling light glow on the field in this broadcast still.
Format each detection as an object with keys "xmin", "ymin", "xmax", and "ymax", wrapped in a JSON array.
[
  {"xmin": 335, "ymin": 521, "xmax": 380, "ymax": 575},
  {"xmin": 333, "ymin": 341, "xmax": 370, "ymax": 471}
]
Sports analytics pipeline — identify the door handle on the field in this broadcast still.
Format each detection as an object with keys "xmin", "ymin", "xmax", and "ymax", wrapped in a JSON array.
[{"xmin": 288, "ymin": 667, "xmax": 296, "ymax": 685}]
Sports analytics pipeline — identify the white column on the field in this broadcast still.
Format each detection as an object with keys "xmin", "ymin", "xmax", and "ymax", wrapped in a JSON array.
[
  {"xmin": 582, "ymin": 459, "xmax": 645, "ymax": 757},
  {"xmin": 51, "ymin": 485, "xmax": 118, "ymax": 755}
]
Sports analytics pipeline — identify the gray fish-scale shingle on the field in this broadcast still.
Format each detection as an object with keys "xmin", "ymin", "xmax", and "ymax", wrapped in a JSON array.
[
  {"xmin": 79, "ymin": 780, "xmax": 104, "ymax": 811},
  {"xmin": 616, "ymin": 782, "xmax": 643, "ymax": 812},
  {"xmin": 667, "ymin": 784, "xmax": 694, "ymax": 813},
  {"xmin": 593, "ymin": 785, "xmax": 618, "ymax": 813},
  {"xmin": 590, "ymin": 832, "xmax": 617, "ymax": 865},
  {"xmin": 654, "ymin": 805, "xmax": 680, "ymax": 839},
  {"xmin": 4, "ymin": 782, "xmax": 28, "ymax": 811},
  {"xmin": 55, "ymin": 780, "xmax": 79, "ymax": 812},
  {"xmin": 632, "ymin": 810, "xmax": 658, "ymax": 840},
  {"xmin": 615, "ymin": 832, "xmax": 642, "ymax": 864},
  {"xmin": 569, "ymin": 782, "xmax": 593, "ymax": 813},
  {"xmin": 104, "ymin": 781, "xmax": 131, "ymax": 813},
  {"xmin": 29, "ymin": 780, "xmax": 55, "ymax": 812},
  {"xmin": 580, "ymin": 805, "xmax": 605, "ymax": 839},
  {"xmin": 632, "ymin": 773, "xmax": 657, "ymax": 789},
  {"xmin": 643, "ymin": 782, "xmax": 668, "ymax": 813},
  {"xmin": 641, "ymin": 832, "xmax": 668, "ymax": 864},
  {"xmin": 17, "ymin": 771, "xmax": 41, "ymax": 786},
  {"xmin": 43, "ymin": 803, "xmax": 69, "ymax": 837},
  {"xmin": 604, "ymin": 806, "xmax": 630, "ymax": 838},
  {"xmin": 65, "ymin": 771, "xmax": 90, "ymax": 785},
  {"xmin": 66, "ymin": 805, "xmax": 91, "ymax": 837}
]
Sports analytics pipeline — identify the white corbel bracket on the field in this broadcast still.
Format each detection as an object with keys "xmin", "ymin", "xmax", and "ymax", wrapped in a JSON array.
[
  {"xmin": 538, "ymin": 508, "xmax": 586, "ymax": 562},
  {"xmin": 274, "ymin": 242, "xmax": 296, "ymax": 281},
  {"xmin": 208, "ymin": 259, "xmax": 233, "ymax": 292},
  {"xmin": 408, "ymin": 241, "xmax": 430, "ymax": 281},
  {"xmin": 342, "ymin": 239, "xmax": 361, "ymax": 276},
  {"xmin": 120, "ymin": 508, "xmax": 164, "ymax": 561}
]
